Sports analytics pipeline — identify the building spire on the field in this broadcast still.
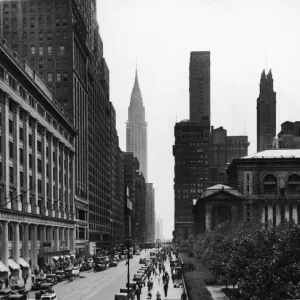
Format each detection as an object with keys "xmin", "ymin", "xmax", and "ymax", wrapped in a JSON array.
[{"xmin": 130, "ymin": 67, "xmax": 143, "ymax": 106}]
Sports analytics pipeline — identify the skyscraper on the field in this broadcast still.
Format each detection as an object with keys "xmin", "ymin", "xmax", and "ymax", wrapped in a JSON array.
[
  {"xmin": 126, "ymin": 69, "xmax": 148, "ymax": 181},
  {"xmin": 189, "ymin": 51, "xmax": 211, "ymax": 124},
  {"xmin": 257, "ymin": 69, "xmax": 276, "ymax": 152}
]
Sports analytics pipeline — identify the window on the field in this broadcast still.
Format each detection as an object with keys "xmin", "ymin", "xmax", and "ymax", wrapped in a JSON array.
[
  {"xmin": 37, "ymin": 159, "xmax": 42, "ymax": 173},
  {"xmin": 12, "ymin": 32, "xmax": 17, "ymax": 43},
  {"xmin": 38, "ymin": 179, "xmax": 42, "ymax": 193},
  {"xmin": 38, "ymin": 18, "xmax": 44, "ymax": 27},
  {"xmin": 31, "ymin": 46, "xmax": 36, "ymax": 55},
  {"xmin": 29, "ymin": 176, "xmax": 33, "ymax": 188},
  {"xmin": 47, "ymin": 32, "xmax": 52, "ymax": 41},
  {"xmin": 63, "ymin": 72, "xmax": 68, "ymax": 82},
  {"xmin": 29, "ymin": 154, "xmax": 33, "ymax": 169},
  {"xmin": 38, "ymin": 58, "xmax": 44, "ymax": 69},
  {"xmin": 30, "ymin": 18, "xmax": 35, "ymax": 28},
  {"xmin": 56, "ymin": 72, "xmax": 61, "ymax": 82},
  {"xmin": 9, "ymin": 119, "xmax": 13, "ymax": 134},
  {"xmin": 9, "ymin": 167, "xmax": 14, "ymax": 184},
  {"xmin": 9, "ymin": 142, "xmax": 14, "ymax": 159},
  {"xmin": 56, "ymin": 31, "xmax": 61, "ymax": 40},
  {"xmin": 56, "ymin": 86, "xmax": 61, "ymax": 97},
  {"xmin": 46, "ymin": 147, "xmax": 49, "ymax": 158},
  {"xmin": 56, "ymin": 59, "xmax": 61, "ymax": 69},
  {"xmin": 29, "ymin": 134, "xmax": 32, "ymax": 147},
  {"xmin": 46, "ymin": 45, "xmax": 52, "ymax": 56},
  {"xmin": 19, "ymin": 127, "xmax": 23, "ymax": 141},
  {"xmin": 38, "ymin": 32, "xmax": 43, "ymax": 41},
  {"xmin": 63, "ymin": 31, "xmax": 68, "ymax": 40},
  {"xmin": 37, "ymin": 140, "xmax": 42, "ymax": 152},
  {"xmin": 39, "ymin": 46, "xmax": 44, "ymax": 56},
  {"xmin": 62, "ymin": 2, "xmax": 68, "ymax": 12},
  {"xmin": 23, "ymin": 32, "xmax": 27, "ymax": 41},
  {"xmin": 47, "ymin": 59, "xmax": 53, "ymax": 68},
  {"xmin": 30, "ymin": 58, "xmax": 35, "ymax": 68},
  {"xmin": 4, "ymin": 5, "xmax": 9, "ymax": 14},
  {"xmin": 63, "ymin": 86, "xmax": 68, "ymax": 96},
  {"xmin": 62, "ymin": 17, "xmax": 67, "ymax": 26},
  {"xmin": 55, "ymin": 17, "xmax": 60, "ymax": 27},
  {"xmin": 46, "ymin": 164, "xmax": 49, "ymax": 177},
  {"xmin": 38, "ymin": 3, "xmax": 43, "ymax": 12},
  {"xmin": 288, "ymin": 174, "xmax": 300, "ymax": 192},
  {"xmin": 59, "ymin": 45, "xmax": 65, "ymax": 55},
  {"xmin": 47, "ymin": 73, "xmax": 52, "ymax": 83},
  {"xmin": 20, "ymin": 171, "xmax": 24, "ymax": 188},
  {"xmin": 263, "ymin": 174, "xmax": 277, "ymax": 192},
  {"xmin": 4, "ymin": 19, "xmax": 9, "ymax": 29},
  {"xmin": 30, "ymin": 3, "xmax": 35, "ymax": 12},
  {"xmin": 46, "ymin": 3, "xmax": 51, "ymax": 12},
  {"xmin": 20, "ymin": 148, "xmax": 24, "ymax": 164}
]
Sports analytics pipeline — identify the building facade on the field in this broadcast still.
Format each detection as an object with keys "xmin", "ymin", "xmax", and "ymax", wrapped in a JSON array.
[
  {"xmin": 126, "ymin": 70, "xmax": 147, "ymax": 181},
  {"xmin": 275, "ymin": 121, "xmax": 300, "ymax": 149},
  {"xmin": 173, "ymin": 120, "xmax": 211, "ymax": 240},
  {"xmin": 146, "ymin": 183, "xmax": 155, "ymax": 243},
  {"xmin": 257, "ymin": 69, "xmax": 276, "ymax": 152},
  {"xmin": 189, "ymin": 51, "xmax": 210, "ymax": 124},
  {"xmin": 0, "ymin": 37, "xmax": 77, "ymax": 276}
]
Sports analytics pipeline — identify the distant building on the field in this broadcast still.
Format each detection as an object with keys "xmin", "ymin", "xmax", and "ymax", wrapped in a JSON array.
[
  {"xmin": 194, "ymin": 149, "xmax": 300, "ymax": 232},
  {"xmin": 276, "ymin": 121, "xmax": 300, "ymax": 149},
  {"xmin": 189, "ymin": 52, "xmax": 211, "ymax": 124},
  {"xmin": 257, "ymin": 69, "xmax": 276, "ymax": 152},
  {"xmin": 173, "ymin": 120, "xmax": 211, "ymax": 240},
  {"xmin": 146, "ymin": 183, "xmax": 155, "ymax": 243},
  {"xmin": 210, "ymin": 126, "xmax": 249, "ymax": 185},
  {"xmin": 126, "ymin": 69, "xmax": 148, "ymax": 181}
]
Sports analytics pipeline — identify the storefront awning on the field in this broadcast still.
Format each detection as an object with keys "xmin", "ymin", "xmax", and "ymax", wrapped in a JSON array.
[
  {"xmin": 53, "ymin": 256, "xmax": 59, "ymax": 261},
  {"xmin": 19, "ymin": 257, "xmax": 29, "ymax": 268},
  {"xmin": 0, "ymin": 260, "xmax": 9, "ymax": 272},
  {"xmin": 64, "ymin": 255, "xmax": 70, "ymax": 258},
  {"xmin": 8, "ymin": 259, "xmax": 20, "ymax": 270}
]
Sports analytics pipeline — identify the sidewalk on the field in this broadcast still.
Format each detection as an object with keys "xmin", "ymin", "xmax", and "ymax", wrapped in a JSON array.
[{"xmin": 139, "ymin": 255, "xmax": 184, "ymax": 300}]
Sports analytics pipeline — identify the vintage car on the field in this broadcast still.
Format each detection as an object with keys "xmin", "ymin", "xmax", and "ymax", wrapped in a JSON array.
[
  {"xmin": 31, "ymin": 277, "xmax": 47, "ymax": 291},
  {"xmin": 120, "ymin": 288, "xmax": 134, "ymax": 298},
  {"xmin": 10, "ymin": 285, "xmax": 27, "ymax": 295},
  {"xmin": 109, "ymin": 259, "xmax": 118, "ymax": 267},
  {"xmin": 139, "ymin": 258, "xmax": 146, "ymax": 264},
  {"xmin": 79, "ymin": 263, "xmax": 91, "ymax": 272},
  {"xmin": 114, "ymin": 293, "xmax": 129, "ymax": 300},
  {"xmin": 40, "ymin": 293, "xmax": 57, "ymax": 300},
  {"xmin": 55, "ymin": 270, "xmax": 65, "ymax": 282},
  {"xmin": 35, "ymin": 283, "xmax": 54, "ymax": 300},
  {"xmin": 8, "ymin": 294, "xmax": 27, "ymax": 300},
  {"xmin": 0, "ymin": 290, "xmax": 12, "ymax": 300},
  {"xmin": 64, "ymin": 268, "xmax": 73, "ymax": 279},
  {"xmin": 133, "ymin": 274, "xmax": 144, "ymax": 282},
  {"xmin": 45, "ymin": 274, "xmax": 57, "ymax": 285},
  {"xmin": 71, "ymin": 267, "xmax": 80, "ymax": 277}
]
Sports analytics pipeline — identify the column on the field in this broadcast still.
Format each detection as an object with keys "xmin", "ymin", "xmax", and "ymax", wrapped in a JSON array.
[
  {"xmin": 54, "ymin": 139, "xmax": 60, "ymax": 218},
  {"xmin": 65, "ymin": 228, "xmax": 69, "ymax": 249},
  {"xmin": 54, "ymin": 227, "xmax": 59, "ymax": 251},
  {"xmin": 205, "ymin": 204, "xmax": 213, "ymax": 231},
  {"xmin": 61, "ymin": 228, "xmax": 65, "ymax": 249},
  {"xmin": 32, "ymin": 119, "xmax": 39, "ymax": 214},
  {"xmin": 65, "ymin": 148, "xmax": 70, "ymax": 219},
  {"xmin": 48, "ymin": 133, "xmax": 54, "ymax": 217},
  {"xmin": 276, "ymin": 204, "xmax": 281, "ymax": 226},
  {"xmin": 268, "ymin": 204, "xmax": 273, "ymax": 227},
  {"xmin": 70, "ymin": 228, "xmax": 75, "ymax": 253},
  {"xmin": 261, "ymin": 205, "xmax": 265, "ymax": 227},
  {"xmin": 23, "ymin": 224, "xmax": 29, "ymax": 262},
  {"xmin": 292, "ymin": 204, "xmax": 298, "ymax": 225},
  {"xmin": 14, "ymin": 104, "xmax": 21, "ymax": 211},
  {"xmin": 69, "ymin": 152, "xmax": 75, "ymax": 218},
  {"xmin": 31, "ymin": 224, "xmax": 37, "ymax": 272},
  {"xmin": 23, "ymin": 111, "xmax": 30, "ymax": 213},
  {"xmin": 42, "ymin": 129, "xmax": 48, "ymax": 216},
  {"xmin": 2, "ymin": 221, "xmax": 8, "ymax": 267},
  {"xmin": 285, "ymin": 205, "xmax": 290, "ymax": 222},
  {"xmin": 3, "ymin": 94, "xmax": 10, "ymax": 208},
  {"xmin": 13, "ymin": 223, "xmax": 20, "ymax": 277},
  {"xmin": 61, "ymin": 145, "xmax": 66, "ymax": 219},
  {"xmin": 41, "ymin": 225, "xmax": 46, "ymax": 244}
]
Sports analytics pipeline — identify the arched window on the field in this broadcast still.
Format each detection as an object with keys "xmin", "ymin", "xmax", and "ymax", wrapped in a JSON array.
[
  {"xmin": 288, "ymin": 174, "xmax": 300, "ymax": 192},
  {"xmin": 263, "ymin": 174, "xmax": 277, "ymax": 192}
]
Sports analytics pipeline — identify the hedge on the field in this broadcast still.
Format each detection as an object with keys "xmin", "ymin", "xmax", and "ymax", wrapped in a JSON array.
[{"xmin": 183, "ymin": 272, "xmax": 214, "ymax": 300}]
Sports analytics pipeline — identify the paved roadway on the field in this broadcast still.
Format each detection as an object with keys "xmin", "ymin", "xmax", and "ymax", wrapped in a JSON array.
[{"xmin": 28, "ymin": 248, "xmax": 153, "ymax": 300}]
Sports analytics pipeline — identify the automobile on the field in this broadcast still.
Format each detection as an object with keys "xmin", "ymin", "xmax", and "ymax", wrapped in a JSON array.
[
  {"xmin": 128, "ymin": 253, "xmax": 133, "ymax": 259},
  {"xmin": 96, "ymin": 257, "xmax": 110, "ymax": 269},
  {"xmin": 7, "ymin": 294, "xmax": 27, "ymax": 300},
  {"xmin": 110, "ymin": 259, "xmax": 118, "ymax": 267},
  {"xmin": 71, "ymin": 267, "xmax": 80, "ymax": 277},
  {"xmin": 10, "ymin": 285, "xmax": 27, "ymax": 296},
  {"xmin": 64, "ymin": 267, "xmax": 73, "ymax": 279},
  {"xmin": 31, "ymin": 277, "xmax": 47, "ymax": 291},
  {"xmin": 0, "ymin": 290, "xmax": 11, "ymax": 300},
  {"xmin": 139, "ymin": 258, "xmax": 146, "ymax": 264},
  {"xmin": 55, "ymin": 270, "xmax": 65, "ymax": 282},
  {"xmin": 40, "ymin": 293, "xmax": 58, "ymax": 300},
  {"xmin": 94, "ymin": 263, "xmax": 106, "ymax": 272},
  {"xmin": 79, "ymin": 263, "xmax": 91, "ymax": 272},
  {"xmin": 114, "ymin": 293, "xmax": 129, "ymax": 300},
  {"xmin": 35, "ymin": 283, "xmax": 54, "ymax": 300},
  {"xmin": 133, "ymin": 274, "xmax": 143, "ymax": 282},
  {"xmin": 45, "ymin": 274, "xmax": 57, "ymax": 285},
  {"xmin": 114, "ymin": 255, "xmax": 120, "ymax": 262}
]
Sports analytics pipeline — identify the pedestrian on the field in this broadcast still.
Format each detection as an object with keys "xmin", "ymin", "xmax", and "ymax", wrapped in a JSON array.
[
  {"xmin": 5, "ymin": 277, "xmax": 8, "ymax": 289},
  {"xmin": 147, "ymin": 280, "xmax": 151, "ymax": 292},
  {"xmin": 0, "ymin": 277, "xmax": 3, "ymax": 290},
  {"xmin": 147, "ymin": 291, "xmax": 152, "ymax": 299},
  {"xmin": 157, "ymin": 274, "xmax": 161, "ymax": 285},
  {"xmin": 156, "ymin": 291, "xmax": 162, "ymax": 300},
  {"xmin": 150, "ymin": 278, "xmax": 153, "ymax": 290},
  {"xmin": 163, "ymin": 281, "xmax": 168, "ymax": 297},
  {"xmin": 162, "ymin": 273, "xmax": 165, "ymax": 284},
  {"xmin": 135, "ymin": 286, "xmax": 141, "ymax": 300},
  {"xmin": 181, "ymin": 291, "xmax": 187, "ymax": 300},
  {"xmin": 24, "ymin": 273, "xmax": 28, "ymax": 285},
  {"xmin": 172, "ymin": 273, "xmax": 175, "ymax": 283}
]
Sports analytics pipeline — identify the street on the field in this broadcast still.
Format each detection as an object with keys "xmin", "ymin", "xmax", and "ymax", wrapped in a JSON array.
[{"xmin": 28, "ymin": 249, "xmax": 153, "ymax": 300}]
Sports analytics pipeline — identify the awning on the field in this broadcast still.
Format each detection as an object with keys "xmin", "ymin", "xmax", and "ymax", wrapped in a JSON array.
[
  {"xmin": 8, "ymin": 259, "xmax": 20, "ymax": 270},
  {"xmin": 64, "ymin": 255, "xmax": 70, "ymax": 259},
  {"xmin": 0, "ymin": 260, "xmax": 9, "ymax": 272},
  {"xmin": 19, "ymin": 257, "xmax": 29, "ymax": 268},
  {"xmin": 52, "ymin": 256, "xmax": 59, "ymax": 260}
]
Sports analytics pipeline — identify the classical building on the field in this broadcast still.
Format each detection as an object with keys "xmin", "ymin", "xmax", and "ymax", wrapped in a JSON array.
[
  {"xmin": 275, "ymin": 121, "xmax": 300, "ymax": 149},
  {"xmin": 123, "ymin": 152, "xmax": 140, "ymax": 243},
  {"xmin": 146, "ymin": 183, "xmax": 155, "ymax": 243},
  {"xmin": 257, "ymin": 69, "xmax": 276, "ymax": 152},
  {"xmin": 126, "ymin": 70, "xmax": 148, "ymax": 181},
  {"xmin": 173, "ymin": 120, "xmax": 211, "ymax": 240},
  {"xmin": 0, "ymin": 0, "xmax": 121, "ymax": 253},
  {"xmin": 210, "ymin": 126, "xmax": 249, "ymax": 185},
  {"xmin": 189, "ymin": 51, "xmax": 210, "ymax": 124},
  {"xmin": 0, "ymin": 38, "xmax": 77, "ymax": 276}
]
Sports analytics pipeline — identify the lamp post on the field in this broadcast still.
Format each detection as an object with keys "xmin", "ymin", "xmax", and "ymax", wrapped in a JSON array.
[{"xmin": 124, "ymin": 237, "xmax": 132, "ymax": 298}]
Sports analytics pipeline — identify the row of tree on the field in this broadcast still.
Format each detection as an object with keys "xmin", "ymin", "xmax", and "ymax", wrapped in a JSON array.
[{"xmin": 192, "ymin": 221, "xmax": 300, "ymax": 300}]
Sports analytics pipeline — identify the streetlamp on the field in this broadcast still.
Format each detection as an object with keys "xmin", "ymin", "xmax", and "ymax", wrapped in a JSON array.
[{"xmin": 124, "ymin": 237, "xmax": 132, "ymax": 298}]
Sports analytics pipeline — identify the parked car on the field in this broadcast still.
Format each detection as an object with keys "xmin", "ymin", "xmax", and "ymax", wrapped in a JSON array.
[
  {"xmin": 35, "ymin": 283, "xmax": 54, "ymax": 300},
  {"xmin": 79, "ymin": 263, "xmax": 91, "ymax": 272},
  {"xmin": 8, "ymin": 294, "xmax": 26, "ymax": 300},
  {"xmin": 55, "ymin": 270, "xmax": 65, "ymax": 282},
  {"xmin": 0, "ymin": 290, "xmax": 11, "ymax": 300},
  {"xmin": 40, "ymin": 293, "xmax": 57, "ymax": 300},
  {"xmin": 71, "ymin": 267, "xmax": 80, "ymax": 277},
  {"xmin": 46, "ymin": 274, "xmax": 57, "ymax": 285},
  {"xmin": 139, "ymin": 258, "xmax": 146, "ymax": 264},
  {"xmin": 110, "ymin": 259, "xmax": 118, "ymax": 267},
  {"xmin": 10, "ymin": 285, "xmax": 27, "ymax": 296},
  {"xmin": 31, "ymin": 277, "xmax": 47, "ymax": 291}
]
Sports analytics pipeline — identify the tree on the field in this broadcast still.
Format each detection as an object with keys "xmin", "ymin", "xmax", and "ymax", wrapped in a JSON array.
[
  {"xmin": 176, "ymin": 236, "xmax": 183, "ymax": 246},
  {"xmin": 188, "ymin": 234, "xmax": 194, "ymax": 247}
]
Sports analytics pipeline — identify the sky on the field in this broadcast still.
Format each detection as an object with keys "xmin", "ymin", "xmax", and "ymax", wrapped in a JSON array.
[{"xmin": 97, "ymin": 0, "xmax": 300, "ymax": 239}]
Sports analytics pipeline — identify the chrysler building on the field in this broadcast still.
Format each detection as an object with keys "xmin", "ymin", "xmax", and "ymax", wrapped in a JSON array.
[{"xmin": 126, "ymin": 69, "xmax": 148, "ymax": 181}]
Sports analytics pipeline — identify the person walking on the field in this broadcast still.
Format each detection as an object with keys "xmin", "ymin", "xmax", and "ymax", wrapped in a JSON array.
[
  {"xmin": 162, "ymin": 273, "xmax": 165, "ymax": 284},
  {"xmin": 181, "ymin": 291, "xmax": 187, "ymax": 300},
  {"xmin": 135, "ymin": 286, "xmax": 141, "ymax": 300},
  {"xmin": 5, "ymin": 277, "xmax": 8, "ymax": 289},
  {"xmin": 163, "ymin": 281, "xmax": 168, "ymax": 297},
  {"xmin": 157, "ymin": 274, "xmax": 161, "ymax": 285},
  {"xmin": 156, "ymin": 291, "xmax": 162, "ymax": 300},
  {"xmin": 147, "ymin": 280, "xmax": 151, "ymax": 292}
]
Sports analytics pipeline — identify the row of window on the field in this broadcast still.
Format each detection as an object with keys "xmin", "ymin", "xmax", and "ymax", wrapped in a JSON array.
[
  {"xmin": 22, "ymin": 17, "xmax": 68, "ymax": 28},
  {"xmin": 21, "ymin": 2, "xmax": 69, "ymax": 13},
  {"xmin": 26, "ymin": 44, "xmax": 65, "ymax": 56},
  {"xmin": 263, "ymin": 174, "xmax": 300, "ymax": 192}
]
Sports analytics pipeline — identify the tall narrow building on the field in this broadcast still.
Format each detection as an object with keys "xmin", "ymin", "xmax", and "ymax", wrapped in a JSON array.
[
  {"xmin": 257, "ymin": 69, "xmax": 276, "ymax": 152},
  {"xmin": 189, "ymin": 51, "xmax": 211, "ymax": 124},
  {"xmin": 126, "ymin": 69, "xmax": 147, "ymax": 181}
]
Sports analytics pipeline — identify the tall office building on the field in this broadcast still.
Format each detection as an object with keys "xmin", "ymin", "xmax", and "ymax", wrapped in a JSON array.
[
  {"xmin": 126, "ymin": 69, "xmax": 148, "ymax": 181},
  {"xmin": 0, "ymin": 0, "xmax": 118, "ymax": 253},
  {"xmin": 257, "ymin": 69, "xmax": 276, "ymax": 152},
  {"xmin": 189, "ymin": 51, "xmax": 211, "ymax": 124},
  {"xmin": 146, "ymin": 183, "xmax": 155, "ymax": 243}
]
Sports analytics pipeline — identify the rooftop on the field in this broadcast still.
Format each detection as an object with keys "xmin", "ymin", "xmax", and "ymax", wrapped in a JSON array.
[{"xmin": 242, "ymin": 149, "xmax": 300, "ymax": 159}]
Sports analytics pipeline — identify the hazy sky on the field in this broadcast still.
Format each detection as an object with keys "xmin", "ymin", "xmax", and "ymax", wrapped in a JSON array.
[{"xmin": 97, "ymin": 0, "xmax": 300, "ymax": 239}]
